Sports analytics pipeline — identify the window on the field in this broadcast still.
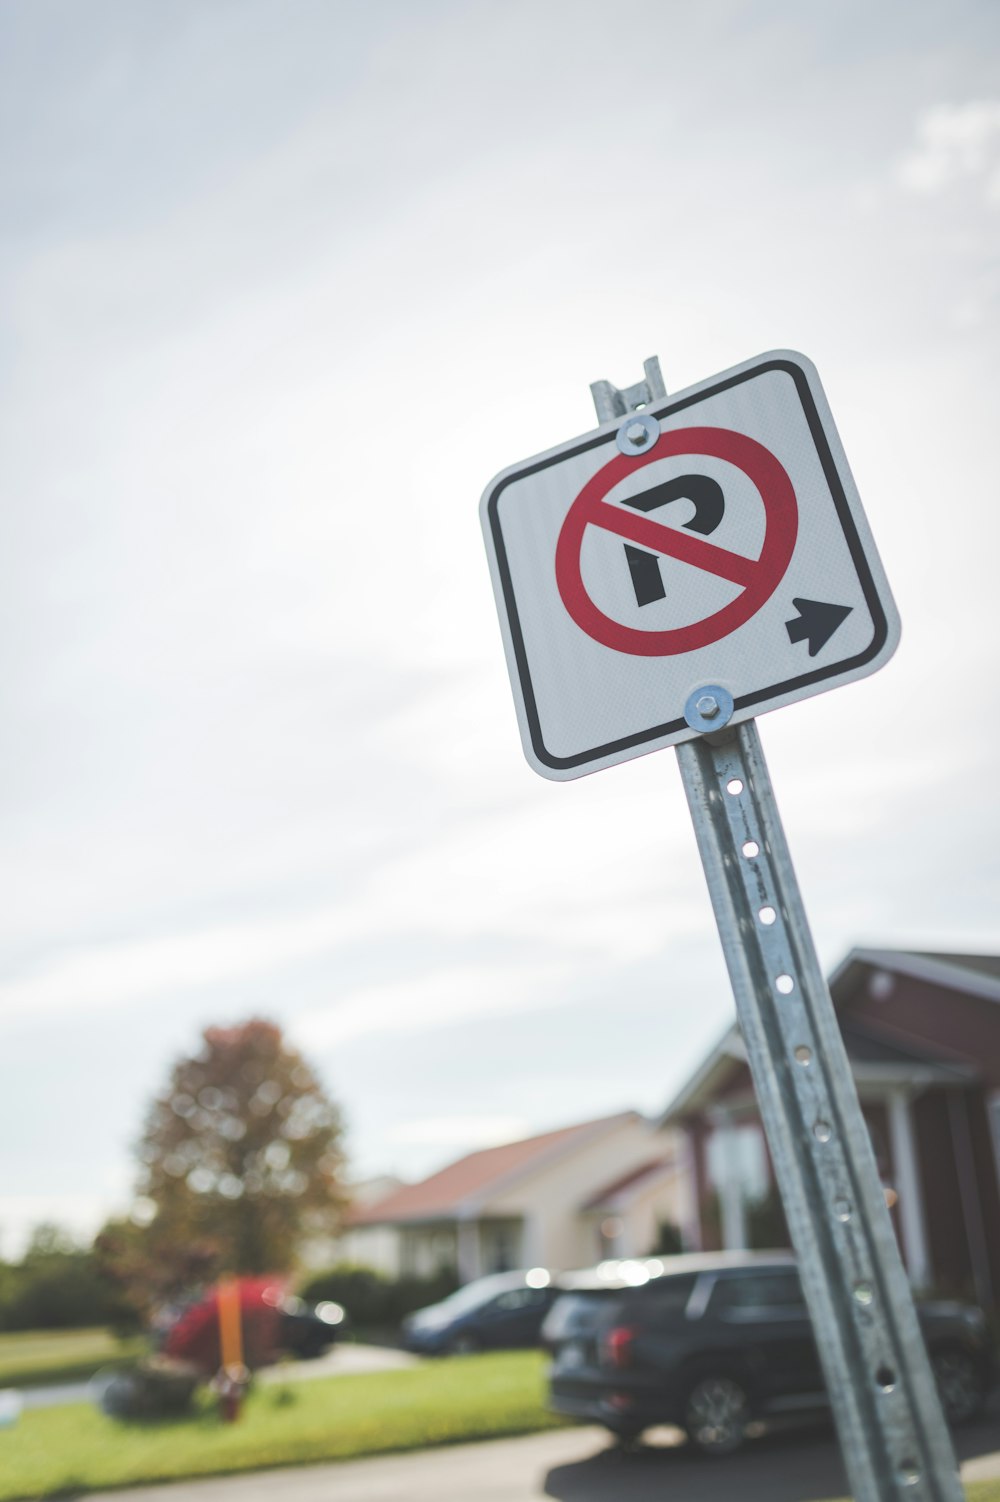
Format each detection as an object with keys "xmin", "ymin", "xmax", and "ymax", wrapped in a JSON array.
[
  {"xmin": 709, "ymin": 1271, "xmax": 806, "ymax": 1316},
  {"xmin": 494, "ymin": 1288, "xmax": 547, "ymax": 1311},
  {"xmin": 706, "ymin": 1124, "xmax": 770, "ymax": 1201},
  {"xmin": 633, "ymin": 1275, "xmax": 698, "ymax": 1321}
]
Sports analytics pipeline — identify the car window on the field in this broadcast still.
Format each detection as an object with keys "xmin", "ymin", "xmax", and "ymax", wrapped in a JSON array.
[
  {"xmin": 494, "ymin": 1288, "xmax": 548, "ymax": 1311},
  {"xmin": 542, "ymin": 1291, "xmax": 615, "ymax": 1342},
  {"xmin": 709, "ymin": 1271, "xmax": 806, "ymax": 1314},
  {"xmin": 434, "ymin": 1275, "xmax": 517, "ymax": 1317},
  {"xmin": 626, "ymin": 1275, "xmax": 698, "ymax": 1319}
]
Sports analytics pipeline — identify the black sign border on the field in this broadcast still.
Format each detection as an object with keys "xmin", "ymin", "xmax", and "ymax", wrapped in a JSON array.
[{"xmin": 484, "ymin": 357, "xmax": 891, "ymax": 772}]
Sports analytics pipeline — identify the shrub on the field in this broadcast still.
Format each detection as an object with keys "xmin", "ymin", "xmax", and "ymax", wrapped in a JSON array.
[
  {"xmin": 297, "ymin": 1263, "xmax": 459, "ymax": 1328},
  {"xmin": 0, "ymin": 1227, "xmax": 126, "ymax": 1332}
]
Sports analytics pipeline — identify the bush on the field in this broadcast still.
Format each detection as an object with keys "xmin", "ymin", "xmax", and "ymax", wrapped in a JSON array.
[
  {"xmin": 297, "ymin": 1264, "xmax": 459, "ymax": 1329},
  {"xmin": 648, "ymin": 1221, "xmax": 683, "ymax": 1256},
  {"xmin": 0, "ymin": 1226, "xmax": 126, "ymax": 1332}
]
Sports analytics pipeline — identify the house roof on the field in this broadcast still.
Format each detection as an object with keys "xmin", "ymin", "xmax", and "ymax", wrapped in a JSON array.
[
  {"xmin": 349, "ymin": 1111, "xmax": 643, "ymax": 1226},
  {"xmin": 829, "ymin": 948, "xmax": 1000, "ymax": 1007},
  {"xmin": 915, "ymin": 951, "xmax": 1000, "ymax": 984},
  {"xmin": 660, "ymin": 947, "xmax": 994, "ymax": 1124}
]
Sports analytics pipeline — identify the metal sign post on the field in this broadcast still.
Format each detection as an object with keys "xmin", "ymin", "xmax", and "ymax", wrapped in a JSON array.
[
  {"xmin": 675, "ymin": 720, "xmax": 962, "ymax": 1502},
  {"xmin": 480, "ymin": 352, "xmax": 966, "ymax": 1500}
]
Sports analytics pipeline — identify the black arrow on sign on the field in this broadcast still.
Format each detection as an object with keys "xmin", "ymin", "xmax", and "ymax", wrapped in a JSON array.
[
  {"xmin": 621, "ymin": 474, "xmax": 726, "ymax": 608},
  {"xmin": 785, "ymin": 598, "xmax": 853, "ymax": 656}
]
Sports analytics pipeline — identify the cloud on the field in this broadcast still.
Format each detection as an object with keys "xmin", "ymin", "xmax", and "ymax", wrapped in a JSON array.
[
  {"xmin": 898, "ymin": 100, "xmax": 1000, "ymax": 202},
  {"xmin": 385, "ymin": 1115, "xmax": 530, "ymax": 1148},
  {"xmin": 0, "ymin": 1194, "xmax": 121, "ymax": 1260},
  {"xmin": 0, "ymin": 909, "xmax": 356, "ymax": 1021},
  {"xmin": 294, "ymin": 958, "xmax": 577, "ymax": 1050},
  {"xmin": 0, "ymin": 731, "xmax": 714, "ymax": 1038}
]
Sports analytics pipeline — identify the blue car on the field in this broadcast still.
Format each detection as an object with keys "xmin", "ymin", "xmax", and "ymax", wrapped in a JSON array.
[{"xmin": 401, "ymin": 1270, "xmax": 558, "ymax": 1355}]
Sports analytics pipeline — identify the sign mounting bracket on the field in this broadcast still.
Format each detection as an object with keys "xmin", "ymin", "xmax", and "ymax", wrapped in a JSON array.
[{"xmin": 589, "ymin": 355, "xmax": 666, "ymax": 422}]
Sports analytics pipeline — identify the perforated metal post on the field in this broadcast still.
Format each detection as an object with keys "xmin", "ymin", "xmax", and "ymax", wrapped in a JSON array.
[
  {"xmin": 587, "ymin": 365, "xmax": 965, "ymax": 1501},
  {"xmin": 675, "ymin": 723, "xmax": 963, "ymax": 1501}
]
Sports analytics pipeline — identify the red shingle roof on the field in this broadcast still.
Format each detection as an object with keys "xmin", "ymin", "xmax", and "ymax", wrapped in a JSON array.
[{"xmin": 348, "ymin": 1112, "xmax": 640, "ymax": 1225}]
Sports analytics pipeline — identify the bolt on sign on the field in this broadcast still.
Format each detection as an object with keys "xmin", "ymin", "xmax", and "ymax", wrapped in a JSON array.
[{"xmin": 480, "ymin": 350, "xmax": 900, "ymax": 780}]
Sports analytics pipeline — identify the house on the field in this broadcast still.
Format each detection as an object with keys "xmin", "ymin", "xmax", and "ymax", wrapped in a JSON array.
[
  {"xmin": 300, "ymin": 1175, "xmax": 405, "ymax": 1270},
  {"xmin": 344, "ymin": 1111, "xmax": 684, "ymax": 1282},
  {"xmin": 661, "ymin": 948, "xmax": 1000, "ymax": 1313}
]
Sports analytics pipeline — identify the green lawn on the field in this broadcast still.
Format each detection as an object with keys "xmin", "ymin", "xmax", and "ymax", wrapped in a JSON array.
[
  {"xmin": 0, "ymin": 1350, "xmax": 563, "ymax": 1500},
  {"xmin": 0, "ymin": 1329, "xmax": 145, "ymax": 1390},
  {"xmin": 1, "ymin": 1348, "xmax": 996, "ymax": 1502}
]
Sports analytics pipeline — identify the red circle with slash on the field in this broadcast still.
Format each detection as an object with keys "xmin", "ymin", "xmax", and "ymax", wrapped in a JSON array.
[{"xmin": 554, "ymin": 426, "xmax": 798, "ymax": 656}]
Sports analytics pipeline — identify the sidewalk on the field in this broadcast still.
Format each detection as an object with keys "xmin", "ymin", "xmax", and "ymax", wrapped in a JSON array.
[{"xmin": 85, "ymin": 1414, "xmax": 1000, "ymax": 1502}]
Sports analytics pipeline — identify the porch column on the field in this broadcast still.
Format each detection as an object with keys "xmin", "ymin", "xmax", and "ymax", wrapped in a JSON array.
[
  {"xmin": 710, "ymin": 1108, "xmax": 747, "ymax": 1250},
  {"xmin": 520, "ymin": 1213, "xmax": 544, "ymax": 1269},
  {"xmin": 887, "ymin": 1088, "xmax": 931, "ymax": 1290},
  {"xmin": 456, "ymin": 1217, "xmax": 481, "ymax": 1284}
]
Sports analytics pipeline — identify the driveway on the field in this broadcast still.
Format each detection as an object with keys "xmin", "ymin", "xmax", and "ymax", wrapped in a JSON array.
[
  {"xmin": 85, "ymin": 1401, "xmax": 1000, "ymax": 1502},
  {"xmin": 257, "ymin": 1342, "xmax": 417, "ymax": 1385}
]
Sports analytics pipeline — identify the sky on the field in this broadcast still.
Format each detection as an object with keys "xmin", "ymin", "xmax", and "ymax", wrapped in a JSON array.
[{"xmin": 1, "ymin": 0, "xmax": 999, "ymax": 1257}]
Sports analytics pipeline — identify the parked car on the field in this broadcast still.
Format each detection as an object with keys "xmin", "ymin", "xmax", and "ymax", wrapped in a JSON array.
[
  {"xmin": 544, "ymin": 1252, "xmax": 997, "ymax": 1455},
  {"xmin": 276, "ymin": 1293, "xmax": 347, "ymax": 1358},
  {"xmin": 401, "ymin": 1269, "xmax": 559, "ymax": 1354}
]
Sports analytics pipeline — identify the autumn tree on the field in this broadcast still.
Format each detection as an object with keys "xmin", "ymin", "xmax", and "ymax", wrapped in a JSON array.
[{"xmin": 129, "ymin": 1019, "xmax": 347, "ymax": 1281}]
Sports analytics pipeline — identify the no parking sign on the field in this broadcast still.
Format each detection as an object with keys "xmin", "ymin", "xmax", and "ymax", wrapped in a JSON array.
[
  {"xmin": 481, "ymin": 350, "xmax": 900, "ymax": 779},
  {"xmin": 478, "ymin": 351, "xmax": 962, "ymax": 1501}
]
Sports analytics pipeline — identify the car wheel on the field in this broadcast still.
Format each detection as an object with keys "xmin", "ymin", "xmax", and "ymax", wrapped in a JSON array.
[
  {"xmin": 448, "ymin": 1332, "xmax": 482, "ymax": 1356},
  {"xmin": 932, "ymin": 1348, "xmax": 986, "ymax": 1426},
  {"xmin": 683, "ymin": 1373, "xmax": 751, "ymax": 1456}
]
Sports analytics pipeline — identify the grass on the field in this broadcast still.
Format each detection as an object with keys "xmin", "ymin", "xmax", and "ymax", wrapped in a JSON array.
[
  {"xmin": 0, "ymin": 1329, "xmax": 145, "ymax": 1391},
  {"xmin": 0, "ymin": 1350, "xmax": 563, "ymax": 1499},
  {"xmin": 1, "ymin": 1345, "xmax": 996, "ymax": 1502}
]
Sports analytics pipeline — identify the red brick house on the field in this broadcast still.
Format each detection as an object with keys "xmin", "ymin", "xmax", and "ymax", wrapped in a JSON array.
[{"xmin": 660, "ymin": 949, "xmax": 1000, "ymax": 1313}]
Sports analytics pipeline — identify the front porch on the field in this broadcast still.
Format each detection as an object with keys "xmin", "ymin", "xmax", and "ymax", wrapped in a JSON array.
[
  {"xmin": 397, "ymin": 1216, "xmax": 530, "ymax": 1282},
  {"xmin": 675, "ymin": 1025, "xmax": 978, "ymax": 1299}
]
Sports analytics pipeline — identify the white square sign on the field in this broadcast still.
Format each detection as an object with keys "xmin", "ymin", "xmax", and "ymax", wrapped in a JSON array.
[{"xmin": 480, "ymin": 350, "xmax": 900, "ymax": 780}]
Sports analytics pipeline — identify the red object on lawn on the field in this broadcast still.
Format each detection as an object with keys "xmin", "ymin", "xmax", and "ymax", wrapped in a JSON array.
[{"xmin": 162, "ymin": 1277, "xmax": 287, "ymax": 1375}]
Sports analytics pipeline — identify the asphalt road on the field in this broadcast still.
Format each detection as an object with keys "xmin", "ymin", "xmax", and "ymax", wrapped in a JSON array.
[{"xmin": 86, "ymin": 1404, "xmax": 1000, "ymax": 1502}]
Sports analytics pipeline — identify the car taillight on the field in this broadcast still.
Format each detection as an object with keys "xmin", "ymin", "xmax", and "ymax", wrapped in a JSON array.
[{"xmin": 603, "ymin": 1325, "xmax": 636, "ymax": 1369}]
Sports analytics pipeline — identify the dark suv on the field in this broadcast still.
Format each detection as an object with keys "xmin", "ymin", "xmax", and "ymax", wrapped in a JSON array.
[{"xmin": 544, "ymin": 1252, "xmax": 996, "ymax": 1455}]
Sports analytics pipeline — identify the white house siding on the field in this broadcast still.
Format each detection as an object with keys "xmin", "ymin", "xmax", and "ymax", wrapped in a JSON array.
[
  {"xmin": 399, "ymin": 1225, "xmax": 459, "ymax": 1278},
  {"xmin": 620, "ymin": 1167, "xmax": 686, "ymax": 1256},
  {"xmin": 486, "ymin": 1118, "xmax": 679, "ymax": 1270},
  {"xmin": 333, "ymin": 1223, "xmax": 403, "ymax": 1276}
]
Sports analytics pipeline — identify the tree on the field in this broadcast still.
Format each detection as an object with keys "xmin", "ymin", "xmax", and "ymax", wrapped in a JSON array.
[{"xmin": 129, "ymin": 1019, "xmax": 347, "ymax": 1284}]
